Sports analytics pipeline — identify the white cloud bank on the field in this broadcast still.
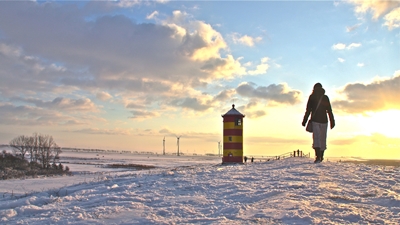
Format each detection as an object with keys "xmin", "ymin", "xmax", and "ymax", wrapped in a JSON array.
[
  {"xmin": 232, "ymin": 33, "xmax": 263, "ymax": 47},
  {"xmin": 333, "ymin": 70, "xmax": 400, "ymax": 114},
  {"xmin": 332, "ymin": 42, "xmax": 362, "ymax": 50},
  {"xmin": 347, "ymin": 0, "xmax": 400, "ymax": 30},
  {"xmin": 0, "ymin": 1, "xmax": 298, "ymax": 129}
]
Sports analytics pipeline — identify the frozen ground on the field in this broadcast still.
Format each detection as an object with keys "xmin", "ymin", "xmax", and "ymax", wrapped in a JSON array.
[
  {"xmin": 0, "ymin": 150, "xmax": 221, "ymax": 195},
  {"xmin": 0, "ymin": 150, "xmax": 399, "ymax": 224}
]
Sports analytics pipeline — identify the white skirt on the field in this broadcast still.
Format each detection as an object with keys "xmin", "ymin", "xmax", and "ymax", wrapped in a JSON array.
[{"xmin": 312, "ymin": 122, "xmax": 328, "ymax": 151}]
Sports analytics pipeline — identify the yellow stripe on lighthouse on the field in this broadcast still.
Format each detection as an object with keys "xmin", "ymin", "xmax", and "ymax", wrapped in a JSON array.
[
  {"xmin": 223, "ymin": 136, "xmax": 243, "ymax": 143},
  {"xmin": 223, "ymin": 150, "xmax": 243, "ymax": 157},
  {"xmin": 223, "ymin": 122, "xmax": 243, "ymax": 129}
]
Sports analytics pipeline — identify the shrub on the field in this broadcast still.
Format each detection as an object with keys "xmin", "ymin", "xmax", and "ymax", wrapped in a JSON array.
[
  {"xmin": 0, "ymin": 152, "xmax": 71, "ymax": 180},
  {"xmin": 0, "ymin": 152, "xmax": 28, "ymax": 170}
]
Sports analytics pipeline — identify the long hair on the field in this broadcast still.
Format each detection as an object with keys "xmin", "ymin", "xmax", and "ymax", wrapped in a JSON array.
[{"xmin": 311, "ymin": 83, "xmax": 325, "ymax": 97}]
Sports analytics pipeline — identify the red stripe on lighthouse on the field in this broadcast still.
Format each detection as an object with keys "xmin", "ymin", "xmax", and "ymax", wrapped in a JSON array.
[
  {"xmin": 223, "ymin": 143, "xmax": 242, "ymax": 149},
  {"xmin": 223, "ymin": 129, "xmax": 243, "ymax": 136},
  {"xmin": 223, "ymin": 116, "xmax": 242, "ymax": 122},
  {"xmin": 222, "ymin": 156, "xmax": 243, "ymax": 163}
]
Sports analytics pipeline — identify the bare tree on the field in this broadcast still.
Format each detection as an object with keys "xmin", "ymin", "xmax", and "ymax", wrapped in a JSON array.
[
  {"xmin": 9, "ymin": 135, "xmax": 29, "ymax": 159},
  {"xmin": 37, "ymin": 134, "xmax": 48, "ymax": 168},
  {"xmin": 9, "ymin": 133, "xmax": 61, "ymax": 170},
  {"xmin": 53, "ymin": 144, "xmax": 62, "ymax": 164},
  {"xmin": 25, "ymin": 134, "xmax": 36, "ymax": 163},
  {"xmin": 32, "ymin": 133, "xmax": 39, "ymax": 163}
]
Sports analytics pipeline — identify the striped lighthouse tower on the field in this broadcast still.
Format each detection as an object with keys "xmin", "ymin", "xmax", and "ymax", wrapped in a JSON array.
[{"xmin": 222, "ymin": 104, "xmax": 245, "ymax": 163}]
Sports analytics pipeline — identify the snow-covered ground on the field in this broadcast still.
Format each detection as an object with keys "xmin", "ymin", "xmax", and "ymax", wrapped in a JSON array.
[
  {"xmin": 0, "ymin": 150, "xmax": 399, "ymax": 224},
  {"xmin": 0, "ymin": 150, "xmax": 221, "ymax": 195}
]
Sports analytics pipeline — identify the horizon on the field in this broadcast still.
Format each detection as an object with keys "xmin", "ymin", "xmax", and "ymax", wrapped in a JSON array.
[
  {"xmin": 0, "ymin": 1, "xmax": 399, "ymax": 160},
  {"xmin": 1, "ymin": 144, "xmax": 398, "ymax": 161}
]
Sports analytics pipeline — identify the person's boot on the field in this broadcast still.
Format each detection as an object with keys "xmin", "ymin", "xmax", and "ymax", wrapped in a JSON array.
[
  {"xmin": 320, "ymin": 150, "xmax": 325, "ymax": 162},
  {"xmin": 314, "ymin": 147, "xmax": 321, "ymax": 163}
]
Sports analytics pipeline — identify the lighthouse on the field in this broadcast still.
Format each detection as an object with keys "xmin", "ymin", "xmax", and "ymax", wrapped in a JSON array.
[{"xmin": 221, "ymin": 104, "xmax": 245, "ymax": 163}]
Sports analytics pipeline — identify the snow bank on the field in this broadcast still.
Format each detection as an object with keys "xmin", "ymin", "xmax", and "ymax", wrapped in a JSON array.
[{"xmin": 0, "ymin": 156, "xmax": 399, "ymax": 224}]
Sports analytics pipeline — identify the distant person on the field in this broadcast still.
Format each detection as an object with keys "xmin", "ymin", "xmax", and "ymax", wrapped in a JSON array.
[
  {"xmin": 244, "ymin": 156, "xmax": 248, "ymax": 163},
  {"xmin": 302, "ymin": 83, "xmax": 335, "ymax": 163}
]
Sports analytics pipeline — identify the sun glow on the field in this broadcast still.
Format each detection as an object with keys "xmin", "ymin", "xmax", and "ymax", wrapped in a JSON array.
[{"xmin": 360, "ymin": 110, "xmax": 400, "ymax": 138}]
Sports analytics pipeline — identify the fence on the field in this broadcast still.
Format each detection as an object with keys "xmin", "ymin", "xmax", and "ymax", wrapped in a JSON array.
[{"xmin": 245, "ymin": 150, "xmax": 310, "ymax": 163}]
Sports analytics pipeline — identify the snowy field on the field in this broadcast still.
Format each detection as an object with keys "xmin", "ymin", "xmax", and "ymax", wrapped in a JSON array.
[{"xmin": 0, "ymin": 150, "xmax": 399, "ymax": 224}]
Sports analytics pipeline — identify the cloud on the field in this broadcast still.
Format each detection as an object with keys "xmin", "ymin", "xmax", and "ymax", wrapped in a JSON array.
[
  {"xmin": 247, "ymin": 57, "xmax": 270, "ymax": 75},
  {"xmin": 115, "ymin": 0, "xmax": 141, "ymax": 8},
  {"xmin": 232, "ymin": 33, "xmax": 262, "ymax": 47},
  {"xmin": 0, "ymin": 1, "xmax": 268, "ymax": 126},
  {"xmin": 0, "ymin": 102, "xmax": 87, "ymax": 126},
  {"xmin": 384, "ymin": 7, "xmax": 400, "ymax": 30},
  {"xmin": 331, "ymin": 133, "xmax": 400, "ymax": 148},
  {"xmin": 357, "ymin": 63, "xmax": 365, "ymax": 67},
  {"xmin": 0, "ymin": 93, "xmax": 107, "ymax": 126},
  {"xmin": 12, "ymin": 97, "xmax": 99, "ymax": 112},
  {"xmin": 332, "ymin": 43, "xmax": 346, "ymax": 50},
  {"xmin": 0, "ymin": 43, "xmax": 72, "ymax": 97},
  {"xmin": 0, "ymin": 3, "xmax": 244, "ymax": 88},
  {"xmin": 332, "ymin": 42, "xmax": 362, "ymax": 50},
  {"xmin": 147, "ymin": 11, "xmax": 159, "ymax": 20},
  {"xmin": 200, "ymin": 55, "xmax": 247, "ymax": 78},
  {"xmin": 159, "ymin": 128, "xmax": 173, "ymax": 134},
  {"xmin": 170, "ymin": 97, "xmax": 211, "ymax": 111},
  {"xmin": 213, "ymin": 89, "xmax": 235, "ymax": 102},
  {"xmin": 346, "ymin": 23, "xmax": 361, "ymax": 32},
  {"xmin": 179, "ymin": 131, "xmax": 219, "ymax": 140},
  {"xmin": 74, "ymin": 128, "xmax": 131, "ymax": 135},
  {"xmin": 333, "ymin": 70, "xmax": 400, "ymax": 113},
  {"xmin": 330, "ymin": 138, "xmax": 357, "ymax": 146},
  {"xmin": 348, "ymin": 0, "xmax": 400, "ymax": 19},
  {"xmin": 125, "ymin": 102, "xmax": 145, "ymax": 109},
  {"xmin": 236, "ymin": 82, "xmax": 301, "ymax": 105},
  {"xmin": 237, "ymin": 102, "xmax": 267, "ymax": 119},
  {"xmin": 347, "ymin": 43, "xmax": 362, "ymax": 49},
  {"xmin": 156, "ymin": 0, "xmax": 169, "ymax": 3},
  {"xmin": 338, "ymin": 58, "xmax": 345, "ymax": 63},
  {"xmin": 158, "ymin": 128, "xmax": 218, "ymax": 141},
  {"xmin": 179, "ymin": 17, "xmax": 227, "ymax": 62},
  {"xmin": 0, "ymin": 1, "xmax": 282, "ymax": 130},
  {"xmin": 130, "ymin": 110, "xmax": 159, "ymax": 119},
  {"xmin": 246, "ymin": 110, "xmax": 266, "ymax": 118},
  {"xmin": 96, "ymin": 91, "xmax": 113, "ymax": 101},
  {"xmin": 347, "ymin": 0, "xmax": 400, "ymax": 30}
]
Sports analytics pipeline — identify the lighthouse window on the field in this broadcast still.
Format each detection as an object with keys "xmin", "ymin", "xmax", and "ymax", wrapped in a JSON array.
[
  {"xmin": 229, "ymin": 136, "xmax": 232, "ymax": 141},
  {"xmin": 236, "ymin": 118, "xmax": 241, "ymax": 126}
]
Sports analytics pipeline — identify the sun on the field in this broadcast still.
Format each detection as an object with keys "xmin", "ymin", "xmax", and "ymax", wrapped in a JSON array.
[{"xmin": 360, "ymin": 110, "xmax": 400, "ymax": 138}]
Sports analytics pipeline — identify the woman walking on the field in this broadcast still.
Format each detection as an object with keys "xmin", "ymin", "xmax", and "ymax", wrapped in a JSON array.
[{"xmin": 302, "ymin": 83, "xmax": 335, "ymax": 163}]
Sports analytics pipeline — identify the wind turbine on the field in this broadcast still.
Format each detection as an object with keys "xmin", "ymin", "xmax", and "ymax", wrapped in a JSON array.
[
  {"xmin": 163, "ymin": 136, "xmax": 165, "ymax": 155},
  {"xmin": 218, "ymin": 141, "xmax": 221, "ymax": 157},
  {"xmin": 176, "ymin": 136, "xmax": 181, "ymax": 156}
]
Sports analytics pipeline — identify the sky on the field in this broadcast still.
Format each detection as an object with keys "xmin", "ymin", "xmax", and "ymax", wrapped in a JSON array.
[{"xmin": 0, "ymin": 0, "xmax": 399, "ymax": 159}]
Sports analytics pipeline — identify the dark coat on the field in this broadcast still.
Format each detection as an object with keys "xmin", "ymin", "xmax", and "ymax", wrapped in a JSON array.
[{"xmin": 303, "ymin": 87, "xmax": 335, "ymax": 125}]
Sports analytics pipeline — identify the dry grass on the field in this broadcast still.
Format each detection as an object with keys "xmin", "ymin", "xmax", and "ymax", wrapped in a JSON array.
[
  {"xmin": 342, "ymin": 160, "xmax": 400, "ymax": 167},
  {"xmin": 106, "ymin": 164, "xmax": 156, "ymax": 170}
]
